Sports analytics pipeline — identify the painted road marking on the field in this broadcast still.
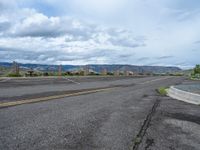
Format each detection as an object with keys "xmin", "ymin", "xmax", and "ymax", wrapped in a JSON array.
[
  {"xmin": 0, "ymin": 76, "xmax": 173, "ymax": 108},
  {"xmin": 140, "ymin": 77, "xmax": 172, "ymax": 85},
  {"xmin": 0, "ymin": 87, "xmax": 114, "ymax": 108},
  {"xmin": 0, "ymin": 78, "xmax": 11, "ymax": 83},
  {"xmin": 64, "ymin": 78, "xmax": 80, "ymax": 84}
]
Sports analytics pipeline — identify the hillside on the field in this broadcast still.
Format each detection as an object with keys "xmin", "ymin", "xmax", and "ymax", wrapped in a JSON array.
[{"xmin": 0, "ymin": 62, "xmax": 182, "ymax": 74}]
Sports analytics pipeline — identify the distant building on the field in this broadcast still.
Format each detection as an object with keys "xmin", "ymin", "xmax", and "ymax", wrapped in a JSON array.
[
  {"xmin": 114, "ymin": 70, "xmax": 120, "ymax": 76},
  {"xmin": 101, "ymin": 69, "xmax": 107, "ymax": 76},
  {"xmin": 125, "ymin": 71, "xmax": 134, "ymax": 76},
  {"xmin": 84, "ymin": 66, "xmax": 89, "ymax": 76},
  {"xmin": 27, "ymin": 69, "xmax": 34, "ymax": 76}
]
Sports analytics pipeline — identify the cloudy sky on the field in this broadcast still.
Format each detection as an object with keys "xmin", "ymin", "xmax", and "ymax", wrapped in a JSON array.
[{"xmin": 0, "ymin": 0, "xmax": 200, "ymax": 68}]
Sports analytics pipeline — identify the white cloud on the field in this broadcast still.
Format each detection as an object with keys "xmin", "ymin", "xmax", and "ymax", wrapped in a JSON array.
[
  {"xmin": 0, "ymin": 6, "xmax": 141, "ymax": 64},
  {"xmin": 0, "ymin": 0, "xmax": 200, "ymax": 68}
]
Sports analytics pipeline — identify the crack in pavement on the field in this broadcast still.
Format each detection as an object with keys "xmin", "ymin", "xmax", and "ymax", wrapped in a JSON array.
[{"xmin": 132, "ymin": 97, "xmax": 161, "ymax": 150}]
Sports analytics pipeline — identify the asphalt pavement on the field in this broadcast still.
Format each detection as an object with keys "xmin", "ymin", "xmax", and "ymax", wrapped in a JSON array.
[{"xmin": 0, "ymin": 76, "xmax": 199, "ymax": 150}]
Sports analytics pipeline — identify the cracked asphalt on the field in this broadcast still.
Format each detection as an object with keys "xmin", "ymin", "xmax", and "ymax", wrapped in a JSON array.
[{"xmin": 0, "ymin": 76, "xmax": 199, "ymax": 150}]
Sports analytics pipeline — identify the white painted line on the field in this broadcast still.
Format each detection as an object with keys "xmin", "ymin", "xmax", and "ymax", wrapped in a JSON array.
[
  {"xmin": 64, "ymin": 78, "xmax": 80, "ymax": 84},
  {"xmin": 0, "ymin": 78, "xmax": 11, "ymax": 83},
  {"xmin": 140, "ymin": 77, "xmax": 172, "ymax": 84}
]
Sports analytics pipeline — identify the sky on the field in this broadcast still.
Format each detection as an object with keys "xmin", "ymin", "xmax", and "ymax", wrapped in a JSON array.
[{"xmin": 0, "ymin": 0, "xmax": 200, "ymax": 68}]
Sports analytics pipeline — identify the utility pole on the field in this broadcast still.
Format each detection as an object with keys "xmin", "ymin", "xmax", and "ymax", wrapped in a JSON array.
[
  {"xmin": 84, "ymin": 66, "xmax": 89, "ymax": 76},
  {"xmin": 114, "ymin": 70, "xmax": 120, "ymax": 76},
  {"xmin": 125, "ymin": 70, "xmax": 130, "ymax": 76},
  {"xmin": 12, "ymin": 61, "xmax": 19, "ymax": 75},
  {"xmin": 58, "ymin": 65, "xmax": 62, "ymax": 77}
]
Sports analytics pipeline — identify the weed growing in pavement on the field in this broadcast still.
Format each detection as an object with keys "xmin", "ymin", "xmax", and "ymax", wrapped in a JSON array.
[
  {"xmin": 157, "ymin": 87, "xmax": 167, "ymax": 96},
  {"xmin": 134, "ymin": 137, "xmax": 142, "ymax": 144}
]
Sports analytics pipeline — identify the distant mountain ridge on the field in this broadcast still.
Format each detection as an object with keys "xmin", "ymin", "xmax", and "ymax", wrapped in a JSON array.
[{"xmin": 0, "ymin": 62, "xmax": 182, "ymax": 74}]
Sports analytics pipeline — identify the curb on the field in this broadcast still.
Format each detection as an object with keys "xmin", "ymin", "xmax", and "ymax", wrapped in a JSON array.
[{"xmin": 167, "ymin": 86, "xmax": 200, "ymax": 105}]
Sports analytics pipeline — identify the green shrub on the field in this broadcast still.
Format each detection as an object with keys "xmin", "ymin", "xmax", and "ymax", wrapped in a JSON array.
[
  {"xmin": 134, "ymin": 137, "xmax": 141, "ymax": 144},
  {"xmin": 191, "ymin": 65, "xmax": 200, "ymax": 79},
  {"xmin": 7, "ymin": 73, "xmax": 22, "ymax": 77},
  {"xmin": 107, "ymin": 72, "xmax": 114, "ymax": 76},
  {"xmin": 157, "ymin": 87, "xmax": 167, "ymax": 95},
  {"xmin": 194, "ymin": 64, "xmax": 200, "ymax": 74}
]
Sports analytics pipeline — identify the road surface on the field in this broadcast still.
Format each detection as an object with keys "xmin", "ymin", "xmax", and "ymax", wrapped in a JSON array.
[{"xmin": 0, "ymin": 76, "xmax": 199, "ymax": 150}]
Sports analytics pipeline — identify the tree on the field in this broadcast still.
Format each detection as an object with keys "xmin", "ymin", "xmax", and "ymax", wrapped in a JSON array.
[
  {"xmin": 192, "ymin": 64, "xmax": 200, "ymax": 79},
  {"xmin": 194, "ymin": 64, "xmax": 200, "ymax": 74}
]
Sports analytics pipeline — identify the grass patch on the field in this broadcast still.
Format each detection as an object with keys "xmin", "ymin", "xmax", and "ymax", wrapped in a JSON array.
[
  {"xmin": 190, "ymin": 77, "xmax": 200, "ymax": 81},
  {"xmin": 157, "ymin": 87, "xmax": 167, "ymax": 96},
  {"xmin": 7, "ymin": 73, "xmax": 22, "ymax": 77},
  {"xmin": 134, "ymin": 137, "xmax": 141, "ymax": 144}
]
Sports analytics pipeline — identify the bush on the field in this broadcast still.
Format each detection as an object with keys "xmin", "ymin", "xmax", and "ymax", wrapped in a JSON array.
[
  {"xmin": 43, "ymin": 72, "xmax": 49, "ymax": 76},
  {"xmin": 107, "ymin": 72, "xmax": 114, "ymax": 76},
  {"xmin": 89, "ymin": 72, "xmax": 99, "ymax": 76},
  {"xmin": 194, "ymin": 65, "xmax": 200, "ymax": 74},
  {"xmin": 157, "ymin": 87, "xmax": 167, "ymax": 95},
  {"xmin": 191, "ymin": 64, "xmax": 200, "ymax": 79},
  {"xmin": 7, "ymin": 73, "xmax": 22, "ymax": 77}
]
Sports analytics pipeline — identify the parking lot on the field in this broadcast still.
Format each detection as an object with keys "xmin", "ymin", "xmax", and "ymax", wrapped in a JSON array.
[{"xmin": 0, "ymin": 76, "xmax": 199, "ymax": 150}]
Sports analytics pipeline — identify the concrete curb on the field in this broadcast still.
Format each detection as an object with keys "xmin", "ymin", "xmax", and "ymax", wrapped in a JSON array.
[{"xmin": 167, "ymin": 86, "xmax": 200, "ymax": 105}]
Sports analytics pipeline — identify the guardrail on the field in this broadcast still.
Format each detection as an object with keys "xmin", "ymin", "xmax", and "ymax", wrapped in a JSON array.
[{"xmin": 167, "ymin": 86, "xmax": 200, "ymax": 105}]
